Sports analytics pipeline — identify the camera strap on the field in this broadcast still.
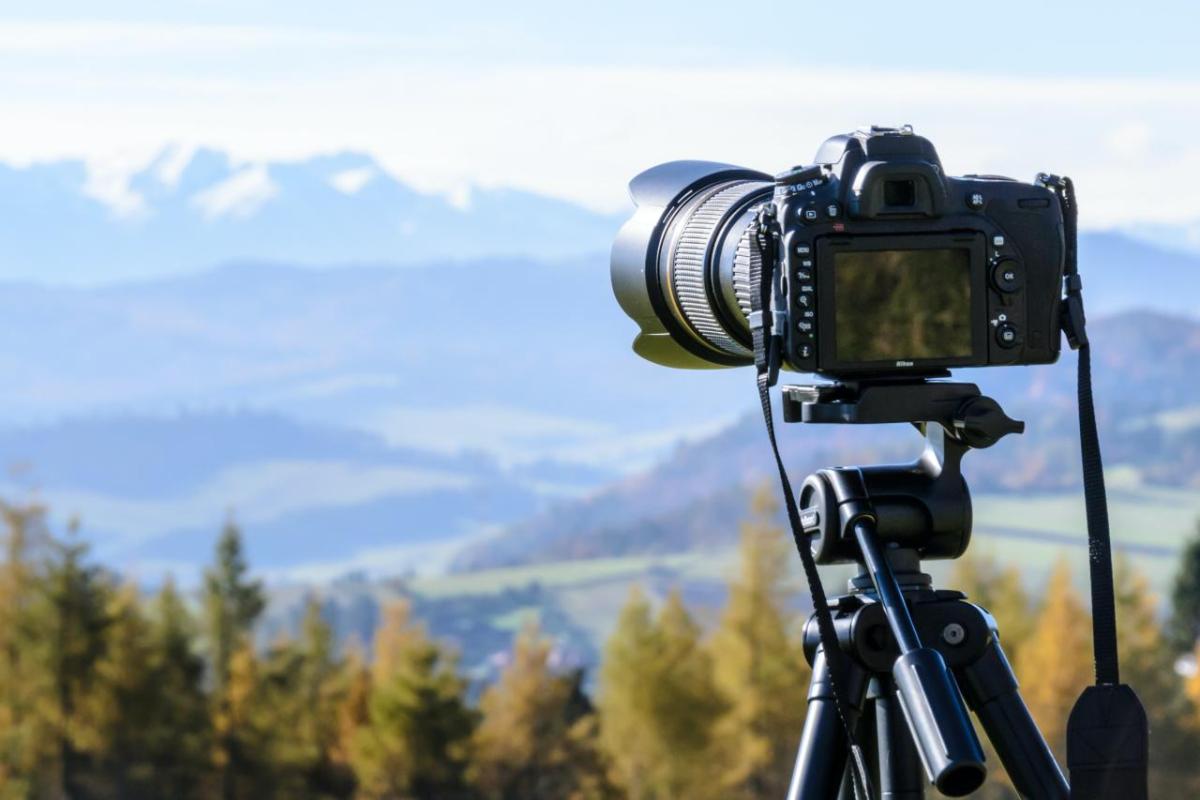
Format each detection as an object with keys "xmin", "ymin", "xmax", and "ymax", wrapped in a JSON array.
[
  {"xmin": 749, "ymin": 205, "xmax": 874, "ymax": 800},
  {"xmin": 1041, "ymin": 174, "xmax": 1149, "ymax": 799}
]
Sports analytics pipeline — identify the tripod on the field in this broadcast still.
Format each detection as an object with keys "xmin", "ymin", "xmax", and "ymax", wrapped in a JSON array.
[{"xmin": 780, "ymin": 381, "xmax": 1070, "ymax": 800}]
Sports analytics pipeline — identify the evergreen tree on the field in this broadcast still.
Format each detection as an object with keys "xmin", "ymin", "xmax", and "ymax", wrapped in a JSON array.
[
  {"xmin": 142, "ymin": 579, "xmax": 213, "ymax": 799},
  {"xmin": 203, "ymin": 519, "xmax": 266, "ymax": 800},
  {"xmin": 1114, "ymin": 557, "xmax": 1200, "ymax": 796},
  {"xmin": 1169, "ymin": 520, "xmax": 1200, "ymax": 652},
  {"xmin": 598, "ymin": 588, "xmax": 727, "ymax": 800},
  {"xmin": 351, "ymin": 600, "xmax": 475, "ymax": 799},
  {"xmin": 0, "ymin": 502, "xmax": 51, "ymax": 796},
  {"xmin": 87, "ymin": 584, "xmax": 160, "ymax": 796},
  {"xmin": 1187, "ymin": 642, "xmax": 1200, "ymax": 733},
  {"xmin": 708, "ymin": 488, "xmax": 808, "ymax": 799},
  {"xmin": 31, "ymin": 531, "xmax": 114, "ymax": 798},
  {"xmin": 468, "ymin": 620, "xmax": 610, "ymax": 799},
  {"xmin": 249, "ymin": 598, "xmax": 351, "ymax": 799},
  {"xmin": 1014, "ymin": 558, "xmax": 1093, "ymax": 763}
]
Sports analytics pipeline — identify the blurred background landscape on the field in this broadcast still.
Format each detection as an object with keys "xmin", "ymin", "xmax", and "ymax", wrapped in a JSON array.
[{"xmin": 1, "ymin": 1, "xmax": 1199, "ymax": 798}]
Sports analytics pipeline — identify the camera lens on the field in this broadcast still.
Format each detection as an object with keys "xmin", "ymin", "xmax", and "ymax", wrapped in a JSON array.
[{"xmin": 610, "ymin": 162, "xmax": 773, "ymax": 368}]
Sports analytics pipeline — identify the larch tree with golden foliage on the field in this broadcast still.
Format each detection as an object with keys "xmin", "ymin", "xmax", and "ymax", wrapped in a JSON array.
[
  {"xmin": 949, "ymin": 549, "xmax": 1034, "ymax": 664},
  {"xmin": 598, "ymin": 588, "xmax": 727, "ymax": 800},
  {"xmin": 351, "ymin": 600, "xmax": 474, "ymax": 800},
  {"xmin": 708, "ymin": 487, "xmax": 809, "ymax": 799},
  {"xmin": 0, "ymin": 503, "xmax": 52, "ymax": 797},
  {"xmin": 468, "ymin": 620, "xmax": 614, "ymax": 800},
  {"xmin": 1014, "ymin": 558, "xmax": 1093, "ymax": 763}
]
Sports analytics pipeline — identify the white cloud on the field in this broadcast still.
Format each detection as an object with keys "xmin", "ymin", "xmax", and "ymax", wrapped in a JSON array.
[
  {"xmin": 190, "ymin": 164, "xmax": 278, "ymax": 220},
  {"xmin": 0, "ymin": 20, "xmax": 380, "ymax": 55},
  {"xmin": 3, "ymin": 50, "xmax": 1200, "ymax": 229}
]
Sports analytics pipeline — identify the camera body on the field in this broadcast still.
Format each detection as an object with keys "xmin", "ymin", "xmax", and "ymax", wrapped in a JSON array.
[{"xmin": 610, "ymin": 126, "xmax": 1066, "ymax": 378}]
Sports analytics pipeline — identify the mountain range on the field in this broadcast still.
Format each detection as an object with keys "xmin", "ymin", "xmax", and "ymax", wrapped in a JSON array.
[
  {"xmin": 0, "ymin": 147, "xmax": 1197, "ymax": 585},
  {"xmin": 0, "ymin": 147, "xmax": 622, "ymax": 284}
]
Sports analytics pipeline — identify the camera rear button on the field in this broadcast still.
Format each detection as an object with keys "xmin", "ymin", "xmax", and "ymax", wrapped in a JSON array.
[
  {"xmin": 996, "ymin": 323, "xmax": 1020, "ymax": 349},
  {"xmin": 991, "ymin": 258, "xmax": 1022, "ymax": 293}
]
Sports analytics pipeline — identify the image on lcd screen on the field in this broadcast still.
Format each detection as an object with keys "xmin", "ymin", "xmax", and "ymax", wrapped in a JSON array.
[{"xmin": 833, "ymin": 248, "xmax": 972, "ymax": 363}]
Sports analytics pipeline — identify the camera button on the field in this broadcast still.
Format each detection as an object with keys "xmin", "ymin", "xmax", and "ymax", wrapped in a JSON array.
[
  {"xmin": 995, "ymin": 323, "xmax": 1020, "ymax": 349},
  {"xmin": 802, "ymin": 206, "xmax": 819, "ymax": 222},
  {"xmin": 991, "ymin": 259, "xmax": 1022, "ymax": 293},
  {"xmin": 825, "ymin": 202, "xmax": 840, "ymax": 218},
  {"xmin": 797, "ymin": 343, "xmax": 814, "ymax": 360}
]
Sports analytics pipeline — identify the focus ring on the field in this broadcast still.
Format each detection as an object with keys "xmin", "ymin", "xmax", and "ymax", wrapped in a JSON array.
[
  {"xmin": 670, "ymin": 181, "xmax": 760, "ymax": 358},
  {"xmin": 731, "ymin": 226, "xmax": 759, "ymax": 325}
]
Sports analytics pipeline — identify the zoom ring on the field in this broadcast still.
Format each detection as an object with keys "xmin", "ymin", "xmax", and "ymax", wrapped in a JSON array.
[{"xmin": 670, "ymin": 181, "xmax": 760, "ymax": 358}]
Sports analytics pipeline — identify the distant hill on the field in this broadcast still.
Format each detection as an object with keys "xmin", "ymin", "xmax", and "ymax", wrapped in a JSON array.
[
  {"xmin": 0, "ymin": 166, "xmax": 1193, "ymax": 580},
  {"xmin": 0, "ymin": 410, "xmax": 559, "ymax": 580},
  {"xmin": 452, "ymin": 311, "xmax": 1200, "ymax": 571},
  {"xmin": 0, "ymin": 148, "xmax": 623, "ymax": 284}
]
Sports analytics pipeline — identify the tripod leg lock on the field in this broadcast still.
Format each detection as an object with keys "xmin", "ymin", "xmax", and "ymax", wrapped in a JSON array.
[{"xmin": 893, "ymin": 648, "xmax": 987, "ymax": 797}]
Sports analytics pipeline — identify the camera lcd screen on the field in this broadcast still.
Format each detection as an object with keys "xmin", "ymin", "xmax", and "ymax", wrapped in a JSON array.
[{"xmin": 833, "ymin": 248, "xmax": 973, "ymax": 363}]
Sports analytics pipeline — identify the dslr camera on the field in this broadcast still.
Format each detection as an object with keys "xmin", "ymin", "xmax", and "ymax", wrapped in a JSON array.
[{"xmin": 611, "ymin": 125, "xmax": 1066, "ymax": 377}]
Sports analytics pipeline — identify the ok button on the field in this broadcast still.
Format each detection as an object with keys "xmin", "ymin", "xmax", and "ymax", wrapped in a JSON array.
[{"xmin": 991, "ymin": 258, "xmax": 1022, "ymax": 293}]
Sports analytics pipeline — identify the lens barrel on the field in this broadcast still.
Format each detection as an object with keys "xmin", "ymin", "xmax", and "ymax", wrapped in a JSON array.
[{"xmin": 610, "ymin": 161, "xmax": 772, "ymax": 368}]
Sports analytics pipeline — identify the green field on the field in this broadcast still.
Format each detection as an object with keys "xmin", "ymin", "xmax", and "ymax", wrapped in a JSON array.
[{"xmin": 408, "ymin": 486, "xmax": 1200, "ymax": 663}]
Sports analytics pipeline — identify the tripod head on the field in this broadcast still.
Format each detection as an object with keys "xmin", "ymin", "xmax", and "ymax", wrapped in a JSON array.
[
  {"xmin": 782, "ymin": 380, "xmax": 1031, "ymax": 796},
  {"xmin": 782, "ymin": 380, "xmax": 1023, "ymax": 566}
]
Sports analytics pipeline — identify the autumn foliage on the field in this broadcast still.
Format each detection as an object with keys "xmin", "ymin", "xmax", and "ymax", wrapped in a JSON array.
[{"xmin": 0, "ymin": 494, "xmax": 1196, "ymax": 799}]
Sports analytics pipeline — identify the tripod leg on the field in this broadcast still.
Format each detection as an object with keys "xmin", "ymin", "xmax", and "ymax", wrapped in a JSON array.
[
  {"xmin": 955, "ymin": 637, "xmax": 1069, "ymax": 800},
  {"xmin": 787, "ymin": 649, "xmax": 870, "ymax": 800},
  {"xmin": 837, "ymin": 697, "xmax": 879, "ymax": 800},
  {"xmin": 873, "ymin": 677, "xmax": 924, "ymax": 800}
]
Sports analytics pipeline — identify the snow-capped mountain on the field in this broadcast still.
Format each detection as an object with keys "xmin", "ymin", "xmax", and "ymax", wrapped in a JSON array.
[{"xmin": 0, "ymin": 146, "xmax": 623, "ymax": 284}]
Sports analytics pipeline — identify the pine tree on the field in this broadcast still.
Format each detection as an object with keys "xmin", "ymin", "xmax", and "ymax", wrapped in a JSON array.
[
  {"xmin": 598, "ymin": 588, "xmax": 727, "ymax": 800},
  {"xmin": 1170, "ymin": 520, "xmax": 1200, "ymax": 652},
  {"xmin": 141, "ymin": 579, "xmax": 213, "ymax": 799},
  {"xmin": 1187, "ymin": 642, "xmax": 1200, "ymax": 732},
  {"xmin": 254, "ymin": 597, "xmax": 350, "ymax": 796},
  {"xmin": 468, "ymin": 620, "xmax": 608, "ymax": 799},
  {"xmin": 1114, "ymin": 557, "xmax": 1200, "ymax": 796},
  {"xmin": 31, "ymin": 530, "xmax": 114, "ymax": 798},
  {"xmin": 708, "ymin": 488, "xmax": 809, "ymax": 799},
  {"xmin": 0, "ymin": 502, "xmax": 51, "ymax": 796},
  {"xmin": 1014, "ymin": 558, "xmax": 1093, "ymax": 762},
  {"xmin": 351, "ymin": 600, "xmax": 475, "ymax": 800},
  {"xmin": 203, "ymin": 519, "xmax": 266, "ymax": 800},
  {"xmin": 87, "ymin": 583, "xmax": 159, "ymax": 796}
]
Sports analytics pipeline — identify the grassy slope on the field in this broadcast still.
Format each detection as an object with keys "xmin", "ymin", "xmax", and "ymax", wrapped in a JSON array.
[{"xmin": 413, "ymin": 486, "xmax": 1200, "ymax": 656}]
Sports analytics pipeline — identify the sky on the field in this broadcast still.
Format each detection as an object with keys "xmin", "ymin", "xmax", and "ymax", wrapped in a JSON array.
[{"xmin": 2, "ymin": 1, "xmax": 1199, "ymax": 228}]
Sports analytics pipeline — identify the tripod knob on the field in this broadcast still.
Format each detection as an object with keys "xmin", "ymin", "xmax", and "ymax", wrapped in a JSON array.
[{"xmin": 952, "ymin": 396, "xmax": 1024, "ymax": 448}]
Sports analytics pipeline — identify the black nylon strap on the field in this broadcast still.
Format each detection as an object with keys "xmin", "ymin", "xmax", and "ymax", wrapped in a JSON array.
[
  {"xmin": 1044, "ymin": 174, "xmax": 1120, "ymax": 686},
  {"xmin": 751, "ymin": 207, "xmax": 873, "ymax": 799}
]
